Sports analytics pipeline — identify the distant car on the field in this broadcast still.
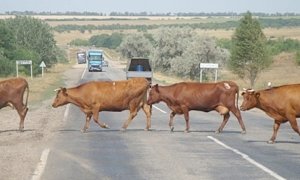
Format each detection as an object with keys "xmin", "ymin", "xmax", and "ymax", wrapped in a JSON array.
[
  {"xmin": 102, "ymin": 60, "xmax": 109, "ymax": 67},
  {"xmin": 77, "ymin": 52, "xmax": 86, "ymax": 64}
]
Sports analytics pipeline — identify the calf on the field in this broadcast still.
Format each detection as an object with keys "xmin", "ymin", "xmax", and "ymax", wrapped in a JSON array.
[
  {"xmin": 147, "ymin": 81, "xmax": 246, "ymax": 133},
  {"xmin": 240, "ymin": 84, "xmax": 300, "ymax": 143},
  {"xmin": 0, "ymin": 78, "xmax": 29, "ymax": 131},
  {"xmin": 52, "ymin": 78, "xmax": 152, "ymax": 132}
]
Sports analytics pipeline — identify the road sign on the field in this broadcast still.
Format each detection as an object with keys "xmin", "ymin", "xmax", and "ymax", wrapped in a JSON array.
[
  {"xmin": 39, "ymin": 61, "xmax": 46, "ymax": 68},
  {"xmin": 16, "ymin": 60, "xmax": 32, "ymax": 65},
  {"xmin": 16, "ymin": 60, "xmax": 33, "ymax": 79},
  {"xmin": 199, "ymin": 63, "xmax": 219, "ymax": 82},
  {"xmin": 39, "ymin": 61, "xmax": 46, "ymax": 77},
  {"xmin": 200, "ymin": 63, "xmax": 219, "ymax": 69}
]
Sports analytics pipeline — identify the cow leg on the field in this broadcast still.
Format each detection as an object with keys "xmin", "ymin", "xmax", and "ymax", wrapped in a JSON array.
[
  {"xmin": 15, "ymin": 103, "xmax": 28, "ymax": 132},
  {"xmin": 183, "ymin": 110, "xmax": 190, "ymax": 133},
  {"xmin": 169, "ymin": 111, "xmax": 176, "ymax": 132},
  {"xmin": 121, "ymin": 108, "xmax": 138, "ymax": 131},
  {"xmin": 92, "ymin": 109, "xmax": 109, "ymax": 129},
  {"xmin": 288, "ymin": 116, "xmax": 300, "ymax": 136},
  {"xmin": 231, "ymin": 108, "xmax": 246, "ymax": 134},
  {"xmin": 142, "ymin": 103, "xmax": 152, "ymax": 131},
  {"xmin": 81, "ymin": 113, "xmax": 92, "ymax": 133},
  {"xmin": 216, "ymin": 113, "xmax": 230, "ymax": 134},
  {"xmin": 268, "ymin": 121, "xmax": 281, "ymax": 144}
]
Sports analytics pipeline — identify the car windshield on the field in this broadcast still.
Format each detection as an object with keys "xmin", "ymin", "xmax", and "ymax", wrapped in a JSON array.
[{"xmin": 89, "ymin": 55, "xmax": 102, "ymax": 61}]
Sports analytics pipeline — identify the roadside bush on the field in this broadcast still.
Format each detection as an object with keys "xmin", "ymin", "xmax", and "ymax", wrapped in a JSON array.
[
  {"xmin": 296, "ymin": 51, "xmax": 300, "ymax": 65},
  {"xmin": 267, "ymin": 38, "xmax": 300, "ymax": 55},
  {"xmin": 89, "ymin": 33, "xmax": 123, "ymax": 49},
  {"xmin": 0, "ymin": 56, "xmax": 14, "ymax": 77},
  {"xmin": 69, "ymin": 39, "xmax": 90, "ymax": 46}
]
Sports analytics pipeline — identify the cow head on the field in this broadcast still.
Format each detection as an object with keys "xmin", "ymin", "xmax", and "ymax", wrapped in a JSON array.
[
  {"xmin": 147, "ymin": 84, "xmax": 161, "ymax": 105},
  {"xmin": 52, "ymin": 87, "xmax": 69, "ymax": 108},
  {"xmin": 240, "ymin": 89, "xmax": 260, "ymax": 111}
]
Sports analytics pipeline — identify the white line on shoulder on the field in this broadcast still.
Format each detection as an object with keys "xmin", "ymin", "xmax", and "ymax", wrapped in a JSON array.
[
  {"xmin": 31, "ymin": 148, "xmax": 50, "ymax": 180},
  {"xmin": 207, "ymin": 136, "xmax": 286, "ymax": 180}
]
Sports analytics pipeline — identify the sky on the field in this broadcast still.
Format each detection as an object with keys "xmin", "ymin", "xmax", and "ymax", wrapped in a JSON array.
[{"xmin": 1, "ymin": 0, "xmax": 300, "ymax": 14}]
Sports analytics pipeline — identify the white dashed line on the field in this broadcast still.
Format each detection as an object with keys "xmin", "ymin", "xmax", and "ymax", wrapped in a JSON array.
[
  {"xmin": 207, "ymin": 136, "xmax": 286, "ymax": 180},
  {"xmin": 31, "ymin": 148, "xmax": 50, "ymax": 180},
  {"xmin": 63, "ymin": 104, "xmax": 70, "ymax": 121},
  {"xmin": 153, "ymin": 105, "xmax": 167, "ymax": 114}
]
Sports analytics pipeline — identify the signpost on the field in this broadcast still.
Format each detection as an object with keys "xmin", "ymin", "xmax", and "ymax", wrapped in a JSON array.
[
  {"xmin": 39, "ymin": 61, "xmax": 46, "ymax": 77},
  {"xmin": 200, "ymin": 63, "xmax": 219, "ymax": 82},
  {"xmin": 16, "ymin": 60, "xmax": 33, "ymax": 79}
]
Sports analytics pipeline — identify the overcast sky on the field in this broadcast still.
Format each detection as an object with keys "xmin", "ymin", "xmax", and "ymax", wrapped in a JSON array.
[{"xmin": 1, "ymin": 0, "xmax": 300, "ymax": 14}]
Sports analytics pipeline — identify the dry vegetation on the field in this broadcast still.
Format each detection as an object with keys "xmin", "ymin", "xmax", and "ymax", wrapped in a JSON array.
[{"xmin": 50, "ymin": 17, "xmax": 300, "ymax": 89}]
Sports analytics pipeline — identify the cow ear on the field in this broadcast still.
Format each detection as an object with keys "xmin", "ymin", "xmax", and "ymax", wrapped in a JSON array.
[
  {"xmin": 241, "ymin": 92, "xmax": 245, "ymax": 96},
  {"xmin": 61, "ymin": 87, "xmax": 68, "ymax": 96},
  {"xmin": 255, "ymin": 92, "xmax": 260, "ymax": 98}
]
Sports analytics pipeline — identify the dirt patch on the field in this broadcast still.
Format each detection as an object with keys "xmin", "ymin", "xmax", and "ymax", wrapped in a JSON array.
[{"xmin": 0, "ymin": 64, "xmax": 82, "ymax": 180}]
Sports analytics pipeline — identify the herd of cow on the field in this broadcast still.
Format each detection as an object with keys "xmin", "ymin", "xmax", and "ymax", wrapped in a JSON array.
[{"xmin": 1, "ymin": 77, "xmax": 300, "ymax": 144}]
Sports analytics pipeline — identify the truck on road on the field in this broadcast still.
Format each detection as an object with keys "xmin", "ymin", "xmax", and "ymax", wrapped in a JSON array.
[
  {"xmin": 126, "ymin": 57, "xmax": 152, "ymax": 83},
  {"xmin": 87, "ymin": 50, "xmax": 104, "ymax": 72}
]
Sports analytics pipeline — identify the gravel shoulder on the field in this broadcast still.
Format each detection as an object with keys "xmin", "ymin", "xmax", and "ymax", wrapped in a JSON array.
[{"xmin": 0, "ymin": 64, "xmax": 83, "ymax": 180}]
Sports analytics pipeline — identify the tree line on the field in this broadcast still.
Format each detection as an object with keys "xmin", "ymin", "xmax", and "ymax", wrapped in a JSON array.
[
  {"xmin": 4, "ymin": 11, "xmax": 300, "ymax": 17},
  {"xmin": 0, "ymin": 16, "xmax": 65, "ymax": 77},
  {"xmin": 53, "ymin": 18, "xmax": 300, "ymax": 33}
]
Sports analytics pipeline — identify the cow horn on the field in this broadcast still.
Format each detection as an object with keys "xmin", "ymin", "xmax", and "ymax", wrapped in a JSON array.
[
  {"xmin": 243, "ymin": 88, "xmax": 247, "ymax": 91},
  {"xmin": 247, "ymin": 89, "xmax": 255, "ymax": 92},
  {"xmin": 54, "ymin": 88, "xmax": 60, "ymax": 92}
]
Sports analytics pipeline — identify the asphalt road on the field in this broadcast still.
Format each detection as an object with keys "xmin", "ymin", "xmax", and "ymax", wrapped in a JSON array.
[{"xmin": 40, "ymin": 63, "xmax": 300, "ymax": 180}]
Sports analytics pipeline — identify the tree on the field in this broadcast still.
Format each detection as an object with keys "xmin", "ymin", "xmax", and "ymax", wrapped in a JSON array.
[
  {"xmin": 170, "ymin": 36, "xmax": 229, "ymax": 80},
  {"xmin": 118, "ymin": 33, "xmax": 152, "ymax": 59},
  {"xmin": 229, "ymin": 12, "xmax": 271, "ymax": 88},
  {"xmin": 151, "ymin": 27, "xmax": 194, "ymax": 72},
  {"xmin": 6, "ymin": 16, "xmax": 58, "ymax": 70}
]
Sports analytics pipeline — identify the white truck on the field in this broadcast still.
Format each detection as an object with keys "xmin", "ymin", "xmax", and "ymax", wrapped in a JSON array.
[{"xmin": 126, "ymin": 57, "xmax": 152, "ymax": 83}]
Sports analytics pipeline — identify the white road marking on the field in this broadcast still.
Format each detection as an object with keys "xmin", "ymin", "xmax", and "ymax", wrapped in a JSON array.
[
  {"xmin": 63, "ymin": 104, "xmax": 70, "ymax": 121},
  {"xmin": 153, "ymin": 105, "xmax": 167, "ymax": 114},
  {"xmin": 207, "ymin": 136, "xmax": 286, "ymax": 180},
  {"xmin": 31, "ymin": 148, "xmax": 50, "ymax": 180},
  {"xmin": 81, "ymin": 66, "xmax": 87, "ymax": 79}
]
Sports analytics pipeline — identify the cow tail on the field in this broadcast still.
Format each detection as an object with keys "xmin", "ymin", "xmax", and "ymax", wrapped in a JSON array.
[
  {"xmin": 24, "ymin": 82, "xmax": 29, "ymax": 107},
  {"xmin": 236, "ymin": 86, "xmax": 239, "ymax": 109}
]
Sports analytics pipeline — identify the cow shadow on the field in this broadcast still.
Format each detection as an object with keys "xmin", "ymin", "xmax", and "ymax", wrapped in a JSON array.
[
  {"xmin": 247, "ymin": 140, "xmax": 300, "ymax": 144},
  {"xmin": 57, "ymin": 129, "xmax": 242, "ymax": 134},
  {"xmin": 0, "ymin": 129, "xmax": 35, "ymax": 133},
  {"xmin": 58, "ymin": 128, "xmax": 145, "ymax": 133}
]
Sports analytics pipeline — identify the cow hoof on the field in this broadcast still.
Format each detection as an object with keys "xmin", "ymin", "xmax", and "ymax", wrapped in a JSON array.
[
  {"xmin": 184, "ymin": 130, "xmax": 190, "ymax": 133},
  {"xmin": 170, "ymin": 126, "xmax": 174, "ymax": 132},
  {"xmin": 81, "ymin": 129, "xmax": 87, "ymax": 133},
  {"xmin": 144, "ymin": 128, "xmax": 150, "ymax": 131},
  {"xmin": 215, "ymin": 130, "xmax": 220, "ymax": 134},
  {"xmin": 120, "ymin": 128, "xmax": 126, "ymax": 132},
  {"xmin": 267, "ymin": 140, "xmax": 275, "ymax": 144},
  {"xmin": 103, "ymin": 124, "xmax": 110, "ymax": 129},
  {"xmin": 241, "ymin": 130, "xmax": 246, "ymax": 134}
]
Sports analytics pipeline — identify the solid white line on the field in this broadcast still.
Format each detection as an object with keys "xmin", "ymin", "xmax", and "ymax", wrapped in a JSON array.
[
  {"xmin": 81, "ymin": 66, "xmax": 87, "ymax": 79},
  {"xmin": 207, "ymin": 136, "xmax": 286, "ymax": 180},
  {"xmin": 31, "ymin": 148, "xmax": 50, "ymax": 180},
  {"xmin": 153, "ymin": 105, "xmax": 167, "ymax": 114}
]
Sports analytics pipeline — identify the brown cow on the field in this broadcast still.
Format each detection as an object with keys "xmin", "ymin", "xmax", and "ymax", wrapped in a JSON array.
[
  {"xmin": 52, "ymin": 78, "xmax": 152, "ymax": 132},
  {"xmin": 0, "ymin": 77, "xmax": 29, "ymax": 131},
  {"xmin": 147, "ymin": 81, "xmax": 246, "ymax": 133},
  {"xmin": 240, "ymin": 85, "xmax": 300, "ymax": 143}
]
